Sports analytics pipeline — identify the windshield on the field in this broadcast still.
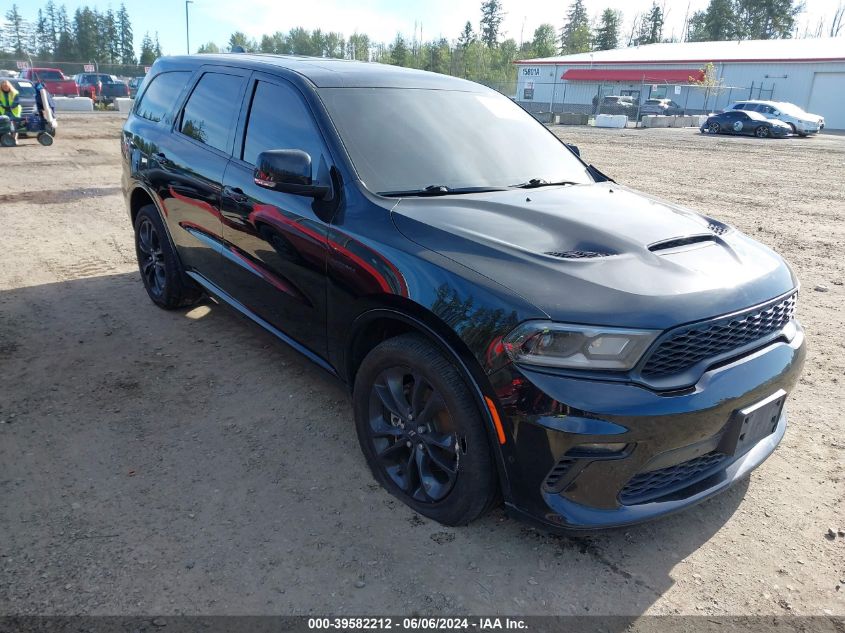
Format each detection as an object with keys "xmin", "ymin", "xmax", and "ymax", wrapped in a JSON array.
[
  {"xmin": 33, "ymin": 70, "xmax": 63, "ymax": 81},
  {"xmin": 645, "ymin": 99, "xmax": 661, "ymax": 105},
  {"xmin": 319, "ymin": 87, "xmax": 591, "ymax": 194},
  {"xmin": 12, "ymin": 81, "xmax": 35, "ymax": 97}
]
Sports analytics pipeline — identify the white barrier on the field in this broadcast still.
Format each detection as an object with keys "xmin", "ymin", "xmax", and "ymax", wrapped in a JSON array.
[
  {"xmin": 641, "ymin": 115, "xmax": 701, "ymax": 128},
  {"xmin": 114, "ymin": 98, "xmax": 135, "ymax": 112},
  {"xmin": 53, "ymin": 97, "xmax": 94, "ymax": 112},
  {"xmin": 594, "ymin": 114, "xmax": 627, "ymax": 128}
]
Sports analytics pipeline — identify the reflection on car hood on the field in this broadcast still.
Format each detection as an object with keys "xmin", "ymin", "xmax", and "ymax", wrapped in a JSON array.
[{"xmin": 391, "ymin": 182, "xmax": 796, "ymax": 329}]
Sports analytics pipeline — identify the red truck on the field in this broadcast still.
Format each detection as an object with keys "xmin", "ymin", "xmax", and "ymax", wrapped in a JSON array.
[{"xmin": 17, "ymin": 68, "xmax": 79, "ymax": 97}]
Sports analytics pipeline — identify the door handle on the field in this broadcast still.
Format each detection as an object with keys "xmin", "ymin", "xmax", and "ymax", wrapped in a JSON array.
[{"xmin": 224, "ymin": 186, "xmax": 249, "ymax": 204}]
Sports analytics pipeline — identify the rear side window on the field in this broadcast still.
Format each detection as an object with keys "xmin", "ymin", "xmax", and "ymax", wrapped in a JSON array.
[
  {"xmin": 732, "ymin": 103, "xmax": 746, "ymax": 110},
  {"xmin": 241, "ymin": 80, "xmax": 325, "ymax": 166},
  {"xmin": 180, "ymin": 72, "xmax": 246, "ymax": 153},
  {"xmin": 135, "ymin": 71, "xmax": 190, "ymax": 125}
]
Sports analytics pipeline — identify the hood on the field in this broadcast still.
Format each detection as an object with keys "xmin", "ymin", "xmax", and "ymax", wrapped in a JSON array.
[{"xmin": 391, "ymin": 182, "xmax": 797, "ymax": 329}]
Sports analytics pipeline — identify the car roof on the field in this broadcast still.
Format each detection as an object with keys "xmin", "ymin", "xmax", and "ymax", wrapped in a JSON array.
[{"xmin": 155, "ymin": 53, "xmax": 487, "ymax": 90}]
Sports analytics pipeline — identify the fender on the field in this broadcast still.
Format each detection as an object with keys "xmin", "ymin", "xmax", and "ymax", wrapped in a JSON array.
[{"xmin": 347, "ymin": 307, "xmax": 515, "ymax": 502}]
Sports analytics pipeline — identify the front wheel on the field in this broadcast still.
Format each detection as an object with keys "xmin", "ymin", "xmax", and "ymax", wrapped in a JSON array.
[
  {"xmin": 707, "ymin": 122, "xmax": 721, "ymax": 134},
  {"xmin": 353, "ymin": 334, "xmax": 499, "ymax": 526},
  {"xmin": 755, "ymin": 126, "xmax": 770, "ymax": 138}
]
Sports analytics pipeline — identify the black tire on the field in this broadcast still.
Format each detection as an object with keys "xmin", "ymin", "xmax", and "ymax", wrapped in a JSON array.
[
  {"xmin": 755, "ymin": 125, "xmax": 770, "ymax": 138},
  {"xmin": 353, "ymin": 334, "xmax": 499, "ymax": 526},
  {"xmin": 133, "ymin": 204, "xmax": 203, "ymax": 309},
  {"xmin": 37, "ymin": 132, "xmax": 53, "ymax": 146},
  {"xmin": 707, "ymin": 122, "xmax": 720, "ymax": 134},
  {"xmin": 1, "ymin": 132, "xmax": 16, "ymax": 147},
  {"xmin": 787, "ymin": 123, "xmax": 797, "ymax": 135}
]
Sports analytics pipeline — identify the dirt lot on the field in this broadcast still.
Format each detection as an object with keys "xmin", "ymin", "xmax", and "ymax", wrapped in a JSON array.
[{"xmin": 1, "ymin": 114, "xmax": 843, "ymax": 617}]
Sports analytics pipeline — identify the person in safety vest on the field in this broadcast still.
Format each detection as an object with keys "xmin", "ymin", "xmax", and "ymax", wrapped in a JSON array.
[{"xmin": 0, "ymin": 80, "xmax": 22, "ymax": 119}]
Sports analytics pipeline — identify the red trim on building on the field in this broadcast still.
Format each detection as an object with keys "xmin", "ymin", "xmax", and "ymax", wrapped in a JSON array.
[
  {"xmin": 560, "ymin": 68, "xmax": 705, "ymax": 82},
  {"xmin": 515, "ymin": 57, "xmax": 845, "ymax": 65}
]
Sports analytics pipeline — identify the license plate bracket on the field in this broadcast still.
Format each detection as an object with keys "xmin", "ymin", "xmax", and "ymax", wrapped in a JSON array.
[{"xmin": 721, "ymin": 389, "xmax": 787, "ymax": 457}]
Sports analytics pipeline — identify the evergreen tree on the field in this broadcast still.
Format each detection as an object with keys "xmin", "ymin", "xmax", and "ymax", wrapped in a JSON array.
[
  {"xmin": 54, "ymin": 4, "xmax": 74, "ymax": 60},
  {"xmin": 734, "ymin": 0, "xmax": 802, "ymax": 39},
  {"xmin": 139, "ymin": 31, "xmax": 156, "ymax": 64},
  {"xmin": 153, "ymin": 32, "xmax": 162, "ymax": 57},
  {"xmin": 593, "ymin": 8, "xmax": 621, "ymax": 50},
  {"xmin": 73, "ymin": 7, "xmax": 98, "ymax": 61},
  {"xmin": 479, "ymin": 0, "xmax": 504, "ymax": 48},
  {"xmin": 634, "ymin": 2, "xmax": 664, "ymax": 45},
  {"xmin": 457, "ymin": 21, "xmax": 476, "ymax": 49},
  {"xmin": 287, "ymin": 27, "xmax": 316, "ymax": 55},
  {"xmin": 117, "ymin": 4, "xmax": 135, "ymax": 64},
  {"xmin": 531, "ymin": 23, "xmax": 557, "ymax": 58},
  {"xmin": 388, "ymin": 33, "xmax": 410, "ymax": 66},
  {"xmin": 44, "ymin": 1, "xmax": 58, "ymax": 55},
  {"xmin": 560, "ymin": 0, "xmax": 592, "ymax": 54},
  {"xmin": 4, "ymin": 4, "xmax": 30, "ymax": 56},
  {"xmin": 35, "ymin": 9, "xmax": 51, "ymax": 58}
]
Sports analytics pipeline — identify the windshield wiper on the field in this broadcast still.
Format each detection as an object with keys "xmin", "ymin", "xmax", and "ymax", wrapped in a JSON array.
[
  {"xmin": 510, "ymin": 179, "xmax": 580, "ymax": 189},
  {"xmin": 378, "ymin": 185, "xmax": 509, "ymax": 197}
]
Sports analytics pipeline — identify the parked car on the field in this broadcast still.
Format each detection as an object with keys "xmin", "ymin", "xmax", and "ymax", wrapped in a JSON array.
[
  {"xmin": 128, "ymin": 76, "xmax": 145, "ymax": 99},
  {"xmin": 75, "ymin": 73, "xmax": 130, "ymax": 103},
  {"xmin": 18, "ymin": 67, "xmax": 79, "ymax": 97},
  {"xmin": 597, "ymin": 94, "xmax": 637, "ymax": 115},
  {"xmin": 639, "ymin": 98, "xmax": 684, "ymax": 116},
  {"xmin": 728, "ymin": 100, "xmax": 822, "ymax": 136},
  {"xmin": 8, "ymin": 78, "xmax": 38, "ymax": 118},
  {"xmin": 123, "ymin": 55, "xmax": 804, "ymax": 531},
  {"xmin": 701, "ymin": 110, "xmax": 791, "ymax": 138}
]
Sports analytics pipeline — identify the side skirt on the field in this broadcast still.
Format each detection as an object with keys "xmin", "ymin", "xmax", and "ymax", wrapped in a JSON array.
[{"xmin": 185, "ymin": 270, "xmax": 338, "ymax": 377}]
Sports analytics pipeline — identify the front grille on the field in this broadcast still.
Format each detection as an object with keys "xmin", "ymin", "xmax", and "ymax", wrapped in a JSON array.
[
  {"xmin": 641, "ymin": 293, "xmax": 796, "ymax": 378},
  {"xmin": 620, "ymin": 451, "xmax": 728, "ymax": 505},
  {"xmin": 545, "ymin": 250, "xmax": 612, "ymax": 259}
]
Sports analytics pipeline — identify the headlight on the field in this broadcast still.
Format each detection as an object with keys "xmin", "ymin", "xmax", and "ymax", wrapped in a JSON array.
[{"xmin": 503, "ymin": 321, "xmax": 659, "ymax": 370}]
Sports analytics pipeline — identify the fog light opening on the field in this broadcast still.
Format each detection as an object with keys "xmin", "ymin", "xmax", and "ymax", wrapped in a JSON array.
[{"xmin": 569, "ymin": 442, "xmax": 628, "ymax": 456}]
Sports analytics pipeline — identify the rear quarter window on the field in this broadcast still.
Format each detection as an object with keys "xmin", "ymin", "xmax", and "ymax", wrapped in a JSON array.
[
  {"xmin": 135, "ymin": 71, "xmax": 191, "ymax": 125},
  {"xmin": 179, "ymin": 72, "xmax": 246, "ymax": 153}
]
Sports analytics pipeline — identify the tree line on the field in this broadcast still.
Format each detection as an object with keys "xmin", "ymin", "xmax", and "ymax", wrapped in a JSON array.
[
  {"xmin": 1, "ymin": 2, "xmax": 163, "ymax": 66},
  {"xmin": 2, "ymin": 0, "xmax": 837, "ymax": 86}
]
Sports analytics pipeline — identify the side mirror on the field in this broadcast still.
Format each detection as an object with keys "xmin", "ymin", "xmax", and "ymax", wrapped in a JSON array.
[
  {"xmin": 565, "ymin": 143, "xmax": 580, "ymax": 157},
  {"xmin": 254, "ymin": 149, "xmax": 330, "ymax": 199}
]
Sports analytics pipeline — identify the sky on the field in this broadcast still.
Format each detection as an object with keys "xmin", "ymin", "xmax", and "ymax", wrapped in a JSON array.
[{"xmin": 3, "ymin": 0, "xmax": 842, "ymax": 57}]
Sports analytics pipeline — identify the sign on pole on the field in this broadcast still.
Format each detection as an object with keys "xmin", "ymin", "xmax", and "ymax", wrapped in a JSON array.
[
  {"xmin": 83, "ymin": 64, "xmax": 95, "ymax": 72},
  {"xmin": 674, "ymin": 85, "xmax": 682, "ymax": 95},
  {"xmin": 15, "ymin": 60, "xmax": 29, "ymax": 70},
  {"xmin": 144, "ymin": 66, "xmax": 151, "ymax": 73}
]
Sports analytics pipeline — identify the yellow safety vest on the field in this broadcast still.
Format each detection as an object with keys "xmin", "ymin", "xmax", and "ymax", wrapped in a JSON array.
[{"xmin": 0, "ymin": 88, "xmax": 22, "ymax": 118}]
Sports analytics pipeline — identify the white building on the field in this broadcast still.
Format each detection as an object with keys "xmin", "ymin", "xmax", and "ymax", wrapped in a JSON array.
[{"xmin": 514, "ymin": 38, "xmax": 845, "ymax": 129}]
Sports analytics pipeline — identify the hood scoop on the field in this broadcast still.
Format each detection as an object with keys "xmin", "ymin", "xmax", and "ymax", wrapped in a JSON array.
[
  {"xmin": 649, "ymin": 234, "xmax": 715, "ymax": 253},
  {"xmin": 544, "ymin": 249, "xmax": 614, "ymax": 259},
  {"xmin": 707, "ymin": 222, "xmax": 730, "ymax": 236}
]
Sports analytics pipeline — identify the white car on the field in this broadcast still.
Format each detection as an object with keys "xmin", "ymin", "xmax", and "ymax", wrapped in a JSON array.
[{"xmin": 727, "ymin": 100, "xmax": 823, "ymax": 136}]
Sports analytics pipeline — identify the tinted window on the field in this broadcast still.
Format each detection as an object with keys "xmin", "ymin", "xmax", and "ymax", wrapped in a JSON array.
[
  {"xmin": 242, "ymin": 81, "xmax": 325, "ymax": 166},
  {"xmin": 319, "ymin": 87, "xmax": 591, "ymax": 193},
  {"xmin": 34, "ymin": 70, "xmax": 63, "ymax": 81},
  {"xmin": 135, "ymin": 71, "xmax": 191, "ymax": 125},
  {"xmin": 732, "ymin": 103, "xmax": 746, "ymax": 110},
  {"xmin": 180, "ymin": 72, "xmax": 245, "ymax": 153}
]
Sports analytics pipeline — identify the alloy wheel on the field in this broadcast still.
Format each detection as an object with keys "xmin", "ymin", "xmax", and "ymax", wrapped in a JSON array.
[
  {"xmin": 708, "ymin": 123, "xmax": 720, "ymax": 134},
  {"xmin": 367, "ymin": 366, "xmax": 460, "ymax": 502},
  {"xmin": 137, "ymin": 218, "xmax": 167, "ymax": 297},
  {"xmin": 756, "ymin": 126, "xmax": 770, "ymax": 138}
]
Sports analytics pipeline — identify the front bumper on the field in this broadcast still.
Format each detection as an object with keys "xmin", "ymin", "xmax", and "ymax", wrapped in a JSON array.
[{"xmin": 489, "ymin": 325, "xmax": 805, "ymax": 531}]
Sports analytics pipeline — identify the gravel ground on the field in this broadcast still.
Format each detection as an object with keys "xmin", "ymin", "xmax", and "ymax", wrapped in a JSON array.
[{"xmin": 0, "ymin": 114, "xmax": 843, "ymax": 616}]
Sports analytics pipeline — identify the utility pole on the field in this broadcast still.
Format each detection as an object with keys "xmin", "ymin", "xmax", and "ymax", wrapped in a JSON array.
[{"xmin": 185, "ymin": 0, "xmax": 193, "ymax": 54}]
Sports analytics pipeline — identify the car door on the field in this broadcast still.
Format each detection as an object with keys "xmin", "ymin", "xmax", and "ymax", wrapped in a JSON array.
[
  {"xmin": 218, "ymin": 74, "xmax": 335, "ymax": 361},
  {"xmin": 146, "ymin": 67, "xmax": 248, "ymax": 284}
]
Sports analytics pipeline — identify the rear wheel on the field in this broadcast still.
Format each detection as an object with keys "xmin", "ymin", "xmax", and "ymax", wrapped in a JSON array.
[
  {"xmin": 755, "ymin": 125, "xmax": 770, "ymax": 138},
  {"xmin": 353, "ymin": 334, "xmax": 499, "ymax": 526},
  {"xmin": 37, "ymin": 132, "xmax": 53, "ymax": 146},
  {"xmin": 133, "ymin": 204, "xmax": 203, "ymax": 309},
  {"xmin": 707, "ymin": 122, "xmax": 720, "ymax": 134},
  {"xmin": 0, "ymin": 132, "xmax": 16, "ymax": 147}
]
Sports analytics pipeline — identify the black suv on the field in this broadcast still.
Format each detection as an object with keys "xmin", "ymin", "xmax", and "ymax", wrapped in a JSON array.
[{"xmin": 121, "ymin": 54, "xmax": 805, "ymax": 531}]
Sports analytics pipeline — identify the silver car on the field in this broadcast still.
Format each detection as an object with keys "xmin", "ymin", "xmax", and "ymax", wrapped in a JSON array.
[{"xmin": 728, "ymin": 100, "xmax": 822, "ymax": 136}]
